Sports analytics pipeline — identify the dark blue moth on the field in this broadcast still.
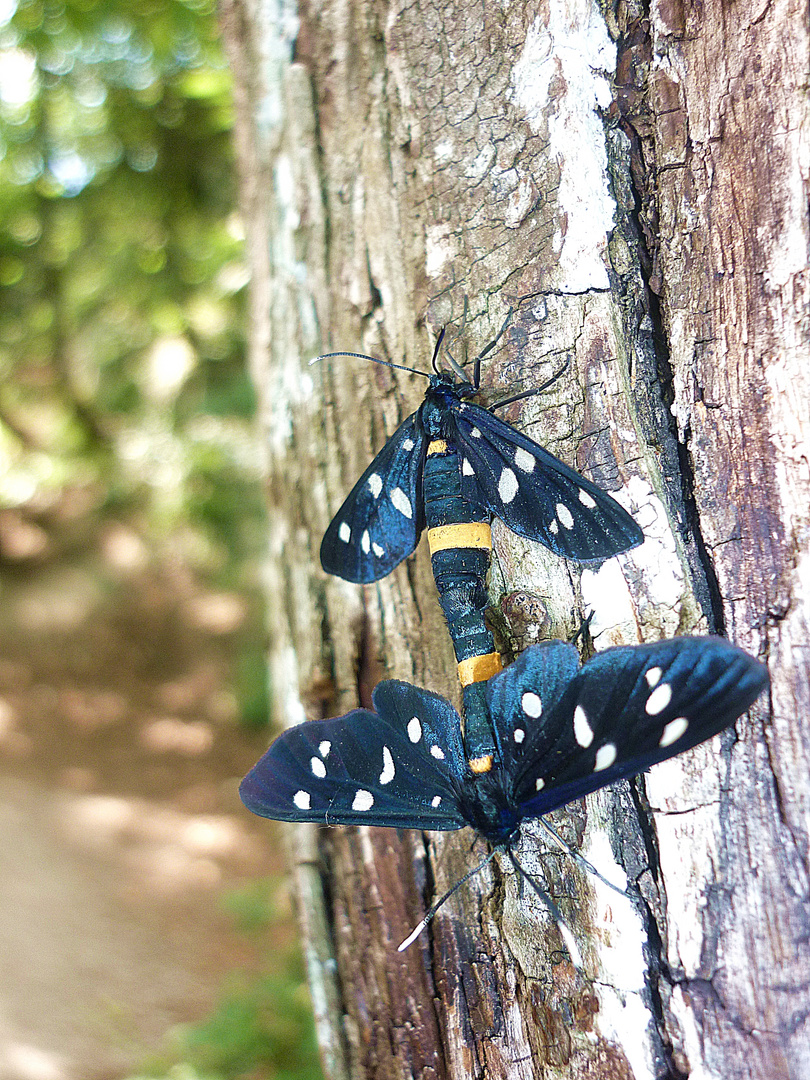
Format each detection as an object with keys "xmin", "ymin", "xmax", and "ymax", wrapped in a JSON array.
[
  {"xmin": 241, "ymin": 636, "xmax": 768, "ymax": 954},
  {"xmin": 318, "ymin": 326, "xmax": 645, "ymax": 767},
  {"xmin": 320, "ymin": 329, "xmax": 644, "ymax": 583}
]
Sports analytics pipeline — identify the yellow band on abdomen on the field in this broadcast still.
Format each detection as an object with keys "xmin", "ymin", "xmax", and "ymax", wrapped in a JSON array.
[
  {"xmin": 457, "ymin": 652, "xmax": 502, "ymax": 686},
  {"xmin": 427, "ymin": 439, "xmax": 449, "ymax": 455},
  {"xmin": 427, "ymin": 522, "xmax": 492, "ymax": 554}
]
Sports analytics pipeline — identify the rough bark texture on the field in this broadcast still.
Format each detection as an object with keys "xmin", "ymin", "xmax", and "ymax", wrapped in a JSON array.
[{"xmin": 220, "ymin": 0, "xmax": 810, "ymax": 1077}]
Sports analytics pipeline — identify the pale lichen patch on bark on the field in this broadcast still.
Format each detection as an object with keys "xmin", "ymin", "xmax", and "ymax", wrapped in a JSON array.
[
  {"xmin": 509, "ymin": 1, "xmax": 617, "ymax": 291},
  {"xmin": 579, "ymin": 476, "xmax": 688, "ymax": 646},
  {"xmin": 581, "ymin": 816, "xmax": 656, "ymax": 1080}
]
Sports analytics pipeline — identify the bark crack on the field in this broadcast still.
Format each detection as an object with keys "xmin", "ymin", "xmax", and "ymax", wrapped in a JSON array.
[{"xmin": 608, "ymin": 19, "xmax": 728, "ymax": 635}]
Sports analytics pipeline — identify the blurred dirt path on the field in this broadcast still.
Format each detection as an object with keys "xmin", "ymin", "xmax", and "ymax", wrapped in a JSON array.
[{"xmin": 0, "ymin": 528, "xmax": 285, "ymax": 1080}]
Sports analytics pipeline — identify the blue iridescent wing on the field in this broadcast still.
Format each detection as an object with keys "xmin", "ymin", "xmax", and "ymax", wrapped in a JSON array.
[
  {"xmin": 240, "ymin": 679, "xmax": 469, "ymax": 830},
  {"xmin": 450, "ymin": 401, "xmax": 643, "ymax": 560},
  {"xmin": 486, "ymin": 640, "xmax": 582, "ymax": 763},
  {"xmin": 486, "ymin": 637, "xmax": 769, "ymax": 817},
  {"xmin": 320, "ymin": 414, "xmax": 426, "ymax": 583}
]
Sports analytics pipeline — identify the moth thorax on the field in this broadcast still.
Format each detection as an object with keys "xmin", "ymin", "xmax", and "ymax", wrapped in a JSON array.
[
  {"xmin": 469, "ymin": 754, "xmax": 493, "ymax": 774},
  {"xmin": 462, "ymin": 772, "xmax": 520, "ymax": 846},
  {"xmin": 420, "ymin": 396, "xmax": 447, "ymax": 438},
  {"xmin": 427, "ymin": 439, "xmax": 449, "ymax": 456}
]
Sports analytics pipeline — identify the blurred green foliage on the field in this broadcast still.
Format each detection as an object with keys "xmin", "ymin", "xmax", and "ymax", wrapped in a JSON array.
[
  {"xmin": 130, "ymin": 960, "xmax": 322, "ymax": 1080},
  {"xmin": 128, "ymin": 881, "xmax": 322, "ymax": 1080},
  {"xmin": 0, "ymin": 3, "xmax": 319, "ymax": 1077},
  {"xmin": 0, "ymin": 0, "xmax": 271, "ymax": 721},
  {"xmin": 221, "ymin": 875, "xmax": 290, "ymax": 934},
  {"xmin": 169, "ymin": 963, "xmax": 321, "ymax": 1080},
  {"xmin": 0, "ymin": 0, "xmax": 261, "ymax": 575}
]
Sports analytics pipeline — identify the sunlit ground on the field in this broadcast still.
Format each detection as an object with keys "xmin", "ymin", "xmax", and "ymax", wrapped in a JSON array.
[{"xmin": 0, "ymin": 509, "xmax": 308, "ymax": 1080}]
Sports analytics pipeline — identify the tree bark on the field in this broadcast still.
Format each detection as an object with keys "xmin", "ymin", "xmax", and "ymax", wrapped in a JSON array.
[{"xmin": 220, "ymin": 0, "xmax": 810, "ymax": 1077}]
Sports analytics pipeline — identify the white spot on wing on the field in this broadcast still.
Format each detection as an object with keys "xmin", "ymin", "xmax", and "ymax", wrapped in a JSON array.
[
  {"xmin": 390, "ymin": 487, "xmax": 413, "ymax": 519},
  {"xmin": 659, "ymin": 716, "xmax": 689, "ymax": 747},
  {"xmin": 311, "ymin": 757, "xmax": 326, "ymax": 778},
  {"xmin": 521, "ymin": 691, "xmax": 542, "ymax": 718},
  {"xmin": 514, "ymin": 728, "xmax": 525, "ymax": 743},
  {"xmin": 430, "ymin": 745, "xmax": 445, "ymax": 760},
  {"xmin": 462, "ymin": 458, "xmax": 475, "ymax": 476},
  {"xmin": 549, "ymin": 519, "xmax": 559, "ymax": 535},
  {"xmin": 498, "ymin": 467, "xmax": 519, "ymax": 504},
  {"xmin": 379, "ymin": 745, "xmax": 395, "ymax": 784},
  {"xmin": 361, "ymin": 530, "xmax": 371, "ymax": 554},
  {"xmin": 470, "ymin": 427, "xmax": 482, "ymax": 438},
  {"xmin": 293, "ymin": 790, "xmax": 311, "ymax": 810},
  {"xmin": 372, "ymin": 542, "xmax": 385, "ymax": 558},
  {"xmin": 367, "ymin": 473, "xmax": 383, "ymax": 498},
  {"xmin": 431, "ymin": 795, "xmax": 442, "ymax": 808},
  {"xmin": 352, "ymin": 789, "xmax": 374, "ymax": 811},
  {"xmin": 403, "ymin": 438, "xmax": 415, "ymax": 451},
  {"xmin": 535, "ymin": 777, "xmax": 545, "ymax": 791},
  {"xmin": 514, "ymin": 446, "xmax": 536, "ymax": 473},
  {"xmin": 594, "ymin": 743, "xmax": 617, "ymax": 771},
  {"xmin": 646, "ymin": 682, "xmax": 672, "ymax": 715},
  {"xmin": 645, "ymin": 666, "xmax": 662, "ymax": 687},
  {"xmin": 338, "ymin": 522, "xmax": 351, "ymax": 543},
  {"xmin": 407, "ymin": 716, "xmax": 422, "ymax": 743},
  {"xmin": 556, "ymin": 502, "xmax": 575, "ymax": 529},
  {"xmin": 319, "ymin": 740, "xmax": 331, "ymax": 758},
  {"xmin": 579, "ymin": 488, "xmax": 597, "ymax": 508},
  {"xmin": 574, "ymin": 704, "xmax": 594, "ymax": 747}
]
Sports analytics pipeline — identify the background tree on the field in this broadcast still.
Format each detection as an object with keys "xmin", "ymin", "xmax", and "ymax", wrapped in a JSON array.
[
  {"xmin": 0, "ymin": 0, "xmax": 326, "ymax": 1073},
  {"xmin": 221, "ymin": 0, "xmax": 809, "ymax": 1077}
]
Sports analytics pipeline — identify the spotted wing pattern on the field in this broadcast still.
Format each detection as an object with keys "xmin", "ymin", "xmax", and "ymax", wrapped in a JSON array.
[
  {"xmin": 242, "ymin": 637, "xmax": 768, "ymax": 834},
  {"xmin": 486, "ymin": 636, "xmax": 769, "ymax": 818},
  {"xmin": 320, "ymin": 414, "xmax": 426, "ymax": 583},
  {"xmin": 451, "ymin": 401, "xmax": 643, "ymax": 560},
  {"xmin": 240, "ymin": 679, "xmax": 469, "ymax": 830}
]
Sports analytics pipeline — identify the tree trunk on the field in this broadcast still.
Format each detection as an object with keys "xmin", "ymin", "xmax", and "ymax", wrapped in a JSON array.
[{"xmin": 220, "ymin": 1, "xmax": 810, "ymax": 1077}]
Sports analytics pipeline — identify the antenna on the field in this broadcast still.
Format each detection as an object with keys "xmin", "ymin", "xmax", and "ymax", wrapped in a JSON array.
[
  {"xmin": 397, "ymin": 847, "xmax": 498, "ymax": 951},
  {"xmin": 310, "ymin": 352, "xmax": 430, "ymax": 379},
  {"xmin": 430, "ymin": 326, "xmax": 449, "ymax": 376},
  {"xmin": 433, "ymin": 324, "xmax": 470, "ymax": 382},
  {"xmin": 437, "ymin": 298, "xmax": 469, "ymax": 380}
]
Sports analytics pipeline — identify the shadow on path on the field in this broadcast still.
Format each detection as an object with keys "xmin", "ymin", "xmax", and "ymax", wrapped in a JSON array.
[{"xmin": 0, "ymin": 524, "xmax": 288, "ymax": 1080}]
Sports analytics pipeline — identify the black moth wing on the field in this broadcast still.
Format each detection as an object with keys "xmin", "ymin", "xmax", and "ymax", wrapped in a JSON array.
[
  {"xmin": 486, "ymin": 640, "xmax": 582, "ymax": 767},
  {"xmin": 320, "ymin": 413, "xmax": 426, "ymax": 583},
  {"xmin": 240, "ymin": 679, "xmax": 470, "ymax": 830},
  {"xmin": 487, "ymin": 636, "xmax": 769, "ymax": 818},
  {"xmin": 450, "ymin": 401, "xmax": 643, "ymax": 560}
]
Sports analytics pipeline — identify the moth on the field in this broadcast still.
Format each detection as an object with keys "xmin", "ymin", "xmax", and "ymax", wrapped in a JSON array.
[
  {"xmin": 241, "ymin": 636, "xmax": 768, "ymax": 958},
  {"xmin": 319, "ymin": 323, "xmax": 644, "ymax": 584},
  {"xmin": 318, "ymin": 322, "xmax": 646, "ymax": 768}
]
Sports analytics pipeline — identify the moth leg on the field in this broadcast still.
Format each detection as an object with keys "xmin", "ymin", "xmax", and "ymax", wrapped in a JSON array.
[
  {"xmin": 537, "ymin": 817, "xmax": 626, "ymax": 897},
  {"xmin": 473, "ymin": 307, "xmax": 513, "ymax": 389},
  {"xmin": 490, "ymin": 356, "xmax": 569, "ymax": 411}
]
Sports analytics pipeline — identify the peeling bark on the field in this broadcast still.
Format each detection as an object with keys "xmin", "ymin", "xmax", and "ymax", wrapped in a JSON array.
[{"xmin": 220, "ymin": 0, "xmax": 810, "ymax": 1076}]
